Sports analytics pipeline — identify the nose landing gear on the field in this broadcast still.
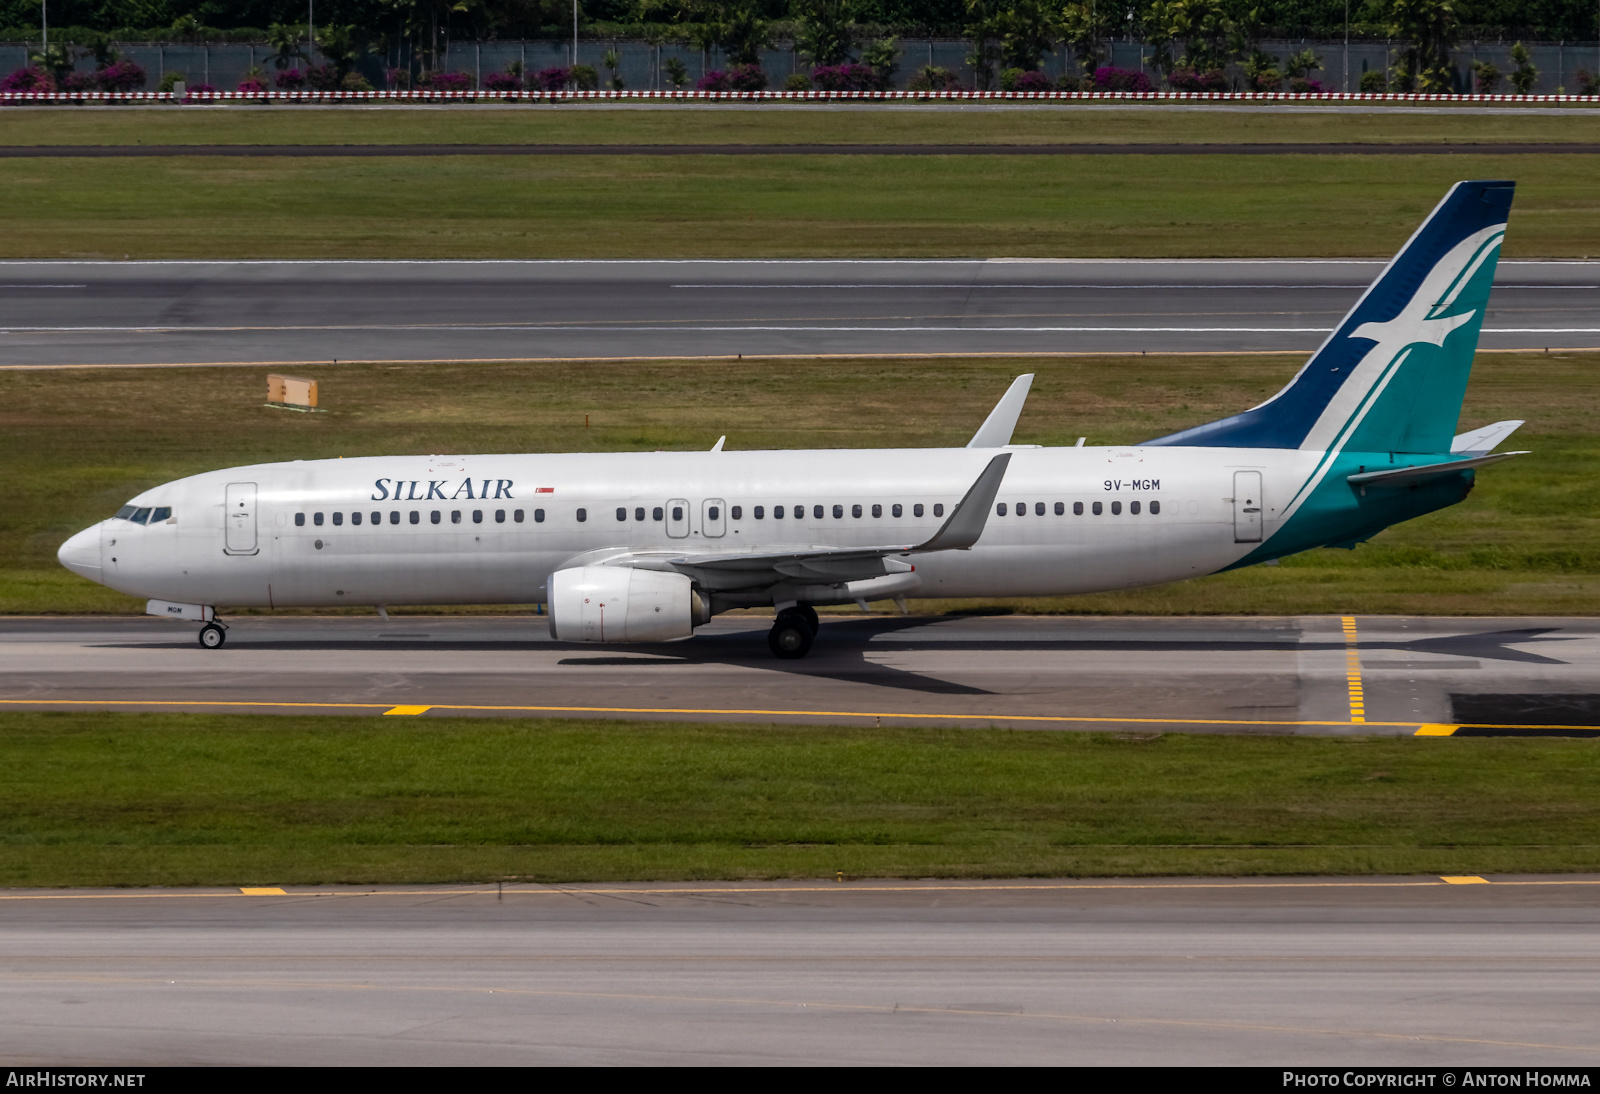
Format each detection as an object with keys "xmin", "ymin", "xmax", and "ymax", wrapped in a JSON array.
[
  {"xmin": 198, "ymin": 620, "xmax": 228, "ymax": 649},
  {"xmin": 767, "ymin": 604, "xmax": 818, "ymax": 659}
]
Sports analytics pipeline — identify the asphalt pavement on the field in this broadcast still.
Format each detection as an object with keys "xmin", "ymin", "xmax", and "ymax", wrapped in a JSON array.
[
  {"xmin": 2, "ymin": 258, "xmax": 1596, "ymax": 367},
  {"xmin": 2, "ymin": 876, "xmax": 1597, "ymax": 1065},
  {"xmin": 3, "ymin": 614, "xmax": 1596, "ymax": 734}
]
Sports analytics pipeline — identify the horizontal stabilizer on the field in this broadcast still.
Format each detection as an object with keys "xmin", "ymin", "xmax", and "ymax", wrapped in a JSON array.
[
  {"xmin": 1347, "ymin": 451, "xmax": 1527, "ymax": 488},
  {"xmin": 967, "ymin": 375, "xmax": 1034, "ymax": 448},
  {"xmin": 1451, "ymin": 419, "xmax": 1524, "ymax": 454}
]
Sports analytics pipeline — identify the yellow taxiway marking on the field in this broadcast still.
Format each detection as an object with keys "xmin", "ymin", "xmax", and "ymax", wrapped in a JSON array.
[
  {"xmin": 4, "ymin": 878, "xmax": 1600, "ymax": 902},
  {"xmin": 239, "ymin": 887, "xmax": 287, "ymax": 895},
  {"xmin": 1415, "ymin": 724, "xmax": 1459, "ymax": 736},
  {"xmin": 1441, "ymin": 876, "xmax": 1492, "ymax": 885},
  {"xmin": 382, "ymin": 705, "xmax": 432, "ymax": 716},
  {"xmin": 1341, "ymin": 615, "xmax": 1365, "ymax": 724},
  {"xmin": 2, "ymin": 697, "xmax": 1598, "ymax": 734}
]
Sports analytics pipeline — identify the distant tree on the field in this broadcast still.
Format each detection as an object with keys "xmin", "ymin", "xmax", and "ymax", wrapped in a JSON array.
[
  {"xmin": 1507, "ymin": 41, "xmax": 1537, "ymax": 94},
  {"xmin": 267, "ymin": 24, "xmax": 307, "ymax": 71},
  {"xmin": 1061, "ymin": 1, "xmax": 1114, "ymax": 78},
  {"xmin": 797, "ymin": 0, "xmax": 855, "ymax": 67},
  {"xmin": 861, "ymin": 36, "xmax": 899, "ymax": 86},
  {"xmin": 995, "ymin": 0, "xmax": 1059, "ymax": 72},
  {"xmin": 1388, "ymin": 0, "xmax": 1458, "ymax": 93},
  {"xmin": 963, "ymin": 0, "xmax": 1004, "ymax": 89}
]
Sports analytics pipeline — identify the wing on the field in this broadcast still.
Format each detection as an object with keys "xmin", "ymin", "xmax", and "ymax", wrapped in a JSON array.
[{"xmin": 555, "ymin": 453, "xmax": 1012, "ymax": 592}]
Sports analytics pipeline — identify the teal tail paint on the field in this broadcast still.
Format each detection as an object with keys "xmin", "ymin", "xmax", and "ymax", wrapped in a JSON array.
[{"xmin": 1143, "ymin": 181, "xmax": 1520, "ymax": 567}]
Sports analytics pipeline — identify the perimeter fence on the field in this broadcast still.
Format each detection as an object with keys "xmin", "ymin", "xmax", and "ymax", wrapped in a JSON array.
[{"xmin": 2, "ymin": 38, "xmax": 1599, "ymax": 97}]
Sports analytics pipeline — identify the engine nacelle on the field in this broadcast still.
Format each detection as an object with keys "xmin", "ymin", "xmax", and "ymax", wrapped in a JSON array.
[{"xmin": 548, "ymin": 566, "xmax": 701, "ymax": 643}]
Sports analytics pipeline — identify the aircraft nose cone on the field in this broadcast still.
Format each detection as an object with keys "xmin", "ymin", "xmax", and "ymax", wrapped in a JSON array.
[{"xmin": 57, "ymin": 524, "xmax": 102, "ymax": 582}]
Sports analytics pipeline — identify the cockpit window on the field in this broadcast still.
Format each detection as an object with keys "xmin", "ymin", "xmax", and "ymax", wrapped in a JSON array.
[
  {"xmin": 151, "ymin": 507, "xmax": 172, "ymax": 523},
  {"xmin": 131, "ymin": 507, "xmax": 152, "ymax": 524},
  {"xmin": 114, "ymin": 506, "xmax": 137, "ymax": 520}
]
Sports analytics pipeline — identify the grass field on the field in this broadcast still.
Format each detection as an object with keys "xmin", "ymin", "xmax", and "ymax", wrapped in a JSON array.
[
  {"xmin": 3, "ymin": 352, "xmax": 1595, "ymax": 616},
  {"xmin": 6, "ymin": 104, "xmax": 1600, "ymax": 147},
  {"xmin": 1, "ymin": 151, "xmax": 1595, "ymax": 259},
  {"xmin": 0, "ymin": 711, "xmax": 1596, "ymax": 886}
]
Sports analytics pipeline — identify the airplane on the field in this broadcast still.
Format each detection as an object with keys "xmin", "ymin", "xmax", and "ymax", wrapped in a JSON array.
[{"xmin": 57, "ymin": 180, "xmax": 1526, "ymax": 659}]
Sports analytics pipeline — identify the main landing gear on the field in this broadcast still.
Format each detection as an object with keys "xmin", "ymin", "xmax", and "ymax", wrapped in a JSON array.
[
  {"xmin": 198, "ymin": 620, "xmax": 228, "ymax": 649},
  {"xmin": 768, "ymin": 604, "xmax": 819, "ymax": 660}
]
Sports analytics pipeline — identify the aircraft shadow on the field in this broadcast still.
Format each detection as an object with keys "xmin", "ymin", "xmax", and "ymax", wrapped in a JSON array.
[{"xmin": 98, "ymin": 621, "xmax": 1576, "ymax": 698}]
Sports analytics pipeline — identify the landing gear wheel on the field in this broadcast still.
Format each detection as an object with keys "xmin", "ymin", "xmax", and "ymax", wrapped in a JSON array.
[
  {"xmin": 792, "ymin": 604, "xmax": 819, "ymax": 634},
  {"xmin": 198, "ymin": 623, "xmax": 226, "ymax": 649},
  {"xmin": 768, "ymin": 617, "xmax": 814, "ymax": 659}
]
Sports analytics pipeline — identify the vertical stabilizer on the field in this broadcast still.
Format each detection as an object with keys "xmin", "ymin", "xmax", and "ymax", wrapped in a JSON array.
[{"xmin": 1145, "ymin": 181, "xmax": 1514, "ymax": 453}]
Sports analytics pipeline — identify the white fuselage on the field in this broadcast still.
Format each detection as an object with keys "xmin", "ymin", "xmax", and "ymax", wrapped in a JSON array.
[{"xmin": 61, "ymin": 445, "xmax": 1308, "ymax": 609}]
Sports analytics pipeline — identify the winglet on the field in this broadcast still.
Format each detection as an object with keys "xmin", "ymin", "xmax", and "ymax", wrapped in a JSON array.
[
  {"xmin": 967, "ymin": 375, "xmax": 1034, "ymax": 448},
  {"xmin": 710, "ymin": 436, "xmax": 726, "ymax": 452},
  {"xmin": 915, "ymin": 453, "xmax": 1011, "ymax": 552}
]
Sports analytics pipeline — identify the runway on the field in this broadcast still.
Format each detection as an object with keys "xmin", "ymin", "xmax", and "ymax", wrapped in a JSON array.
[
  {"xmin": 6, "ymin": 141, "xmax": 1599, "ymax": 156},
  {"xmin": 2, "ymin": 876, "xmax": 1598, "ymax": 1065},
  {"xmin": 3, "ymin": 615, "xmax": 1597, "ymax": 734},
  {"xmin": 2, "ymin": 259, "xmax": 1597, "ymax": 367}
]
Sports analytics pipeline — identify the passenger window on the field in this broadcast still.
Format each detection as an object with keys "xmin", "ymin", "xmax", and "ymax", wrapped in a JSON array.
[
  {"xmin": 814, "ymin": 505, "xmax": 824, "ymax": 519},
  {"xmin": 371, "ymin": 512, "xmax": 380, "ymax": 525},
  {"xmin": 754, "ymin": 505, "xmax": 765, "ymax": 519},
  {"xmin": 577, "ymin": 508, "xmax": 587, "ymax": 523},
  {"xmin": 313, "ymin": 513, "xmax": 324, "ymax": 527},
  {"xmin": 295, "ymin": 513, "xmax": 306, "ymax": 527},
  {"xmin": 913, "ymin": 504, "xmax": 924, "ymax": 517},
  {"xmin": 390, "ymin": 511, "xmax": 400, "ymax": 525},
  {"xmin": 871, "ymin": 504, "xmax": 881, "ymax": 518},
  {"xmin": 1130, "ymin": 501, "xmax": 1141, "ymax": 515},
  {"xmin": 332, "ymin": 512, "xmax": 343, "ymax": 526},
  {"xmin": 1092, "ymin": 502, "xmax": 1103, "ymax": 515},
  {"xmin": 430, "ymin": 510, "xmax": 441, "ymax": 524},
  {"xmin": 774, "ymin": 505, "xmax": 784, "ymax": 519},
  {"xmin": 709, "ymin": 506, "xmax": 720, "ymax": 522},
  {"xmin": 1017, "ymin": 502, "xmax": 1026, "ymax": 517},
  {"xmin": 892, "ymin": 504, "xmax": 902, "ymax": 518},
  {"xmin": 495, "ymin": 509, "xmax": 506, "ymax": 523},
  {"xmin": 1111, "ymin": 501, "xmax": 1122, "ymax": 515},
  {"xmin": 1054, "ymin": 502, "xmax": 1064, "ymax": 515},
  {"xmin": 451, "ymin": 510, "xmax": 462, "ymax": 524},
  {"xmin": 152, "ymin": 507, "xmax": 172, "ymax": 523},
  {"xmin": 527, "ymin": 510, "xmax": 537, "ymax": 523},
  {"xmin": 1073, "ymin": 502, "xmax": 1083, "ymax": 516},
  {"xmin": 1035, "ymin": 502, "xmax": 1045, "ymax": 516},
  {"xmin": 850, "ymin": 504, "xmax": 861, "ymax": 518},
  {"xmin": 731, "ymin": 506, "xmax": 742, "ymax": 520},
  {"xmin": 652, "ymin": 507, "xmax": 663, "ymax": 521},
  {"xmin": 616, "ymin": 507, "xmax": 627, "ymax": 522},
  {"xmin": 1150, "ymin": 500, "xmax": 1161, "ymax": 515},
  {"xmin": 933, "ymin": 504, "xmax": 944, "ymax": 517},
  {"xmin": 351, "ymin": 512, "xmax": 362, "ymax": 526},
  {"xmin": 410, "ymin": 511, "xmax": 420, "ymax": 525},
  {"xmin": 635, "ymin": 507, "xmax": 646, "ymax": 521},
  {"xmin": 996, "ymin": 503, "xmax": 1007, "ymax": 516},
  {"xmin": 473, "ymin": 510, "xmax": 483, "ymax": 523}
]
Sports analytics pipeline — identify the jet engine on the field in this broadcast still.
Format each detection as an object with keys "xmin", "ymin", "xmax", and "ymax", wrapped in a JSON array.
[{"xmin": 547, "ymin": 566, "xmax": 707, "ymax": 643}]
